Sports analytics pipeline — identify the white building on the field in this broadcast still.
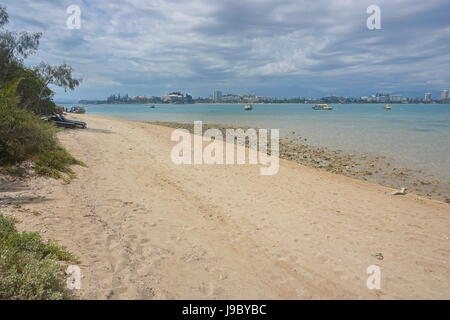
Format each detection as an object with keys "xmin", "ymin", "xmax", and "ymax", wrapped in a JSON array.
[
  {"xmin": 375, "ymin": 96, "xmax": 388, "ymax": 103},
  {"xmin": 424, "ymin": 93, "xmax": 432, "ymax": 102},
  {"xmin": 162, "ymin": 93, "xmax": 184, "ymax": 102},
  {"xmin": 389, "ymin": 95, "xmax": 407, "ymax": 103},
  {"xmin": 213, "ymin": 90, "xmax": 222, "ymax": 102},
  {"xmin": 440, "ymin": 90, "xmax": 449, "ymax": 101},
  {"xmin": 241, "ymin": 94, "xmax": 257, "ymax": 103}
]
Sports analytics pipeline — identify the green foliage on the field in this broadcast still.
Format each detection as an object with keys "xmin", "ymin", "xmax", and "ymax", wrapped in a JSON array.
[
  {"xmin": 0, "ymin": 101, "xmax": 58, "ymax": 164},
  {"xmin": 0, "ymin": 6, "xmax": 83, "ymax": 301},
  {"xmin": 44, "ymin": 242, "xmax": 80, "ymax": 263},
  {"xmin": 0, "ymin": 77, "xmax": 22, "ymax": 99},
  {"xmin": 34, "ymin": 62, "xmax": 82, "ymax": 93},
  {"xmin": 15, "ymin": 66, "xmax": 57, "ymax": 115},
  {"xmin": 0, "ymin": 79, "xmax": 84, "ymax": 180},
  {"xmin": 0, "ymin": 7, "xmax": 84, "ymax": 179},
  {"xmin": 0, "ymin": 10, "xmax": 42, "ymax": 85},
  {"xmin": 34, "ymin": 146, "xmax": 86, "ymax": 182},
  {"xmin": 0, "ymin": 213, "xmax": 16, "ymax": 235},
  {"xmin": 0, "ymin": 213, "xmax": 78, "ymax": 300},
  {"xmin": 1, "ymin": 6, "xmax": 80, "ymax": 116},
  {"xmin": 0, "ymin": 5, "xmax": 8, "ymax": 28},
  {"xmin": 0, "ymin": 76, "xmax": 21, "ymax": 107}
]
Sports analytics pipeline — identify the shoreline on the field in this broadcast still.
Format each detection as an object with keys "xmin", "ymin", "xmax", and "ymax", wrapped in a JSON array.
[
  {"xmin": 63, "ymin": 104, "xmax": 450, "ymax": 194},
  {"xmin": 150, "ymin": 121, "xmax": 450, "ymax": 203},
  {"xmin": 2, "ymin": 113, "xmax": 450, "ymax": 299}
]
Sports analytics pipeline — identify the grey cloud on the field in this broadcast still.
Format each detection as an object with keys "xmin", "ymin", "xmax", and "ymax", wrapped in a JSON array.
[{"xmin": 2, "ymin": 0, "xmax": 450, "ymax": 99}]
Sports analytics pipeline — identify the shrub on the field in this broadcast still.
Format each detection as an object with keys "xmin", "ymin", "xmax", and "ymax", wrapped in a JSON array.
[
  {"xmin": 0, "ymin": 213, "xmax": 79, "ymax": 300},
  {"xmin": 0, "ymin": 103, "xmax": 57, "ymax": 164},
  {"xmin": 33, "ymin": 146, "xmax": 86, "ymax": 181},
  {"xmin": 0, "ymin": 79, "xmax": 85, "ymax": 180}
]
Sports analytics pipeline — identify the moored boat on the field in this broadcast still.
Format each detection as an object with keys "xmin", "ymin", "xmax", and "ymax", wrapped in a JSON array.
[
  {"xmin": 384, "ymin": 104, "xmax": 392, "ymax": 110},
  {"xmin": 312, "ymin": 104, "xmax": 333, "ymax": 110},
  {"xmin": 244, "ymin": 104, "xmax": 253, "ymax": 110},
  {"xmin": 69, "ymin": 106, "xmax": 86, "ymax": 114}
]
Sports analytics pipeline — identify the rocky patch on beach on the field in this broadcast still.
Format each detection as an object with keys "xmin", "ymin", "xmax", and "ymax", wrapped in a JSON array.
[{"xmin": 151, "ymin": 121, "xmax": 449, "ymax": 203}]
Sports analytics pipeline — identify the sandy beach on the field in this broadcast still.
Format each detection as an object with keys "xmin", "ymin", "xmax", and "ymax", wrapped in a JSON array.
[{"xmin": 2, "ymin": 114, "xmax": 449, "ymax": 299}]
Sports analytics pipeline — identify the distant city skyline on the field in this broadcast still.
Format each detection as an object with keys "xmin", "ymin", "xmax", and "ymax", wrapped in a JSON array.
[
  {"xmin": 5, "ymin": 0, "xmax": 449, "ymax": 101},
  {"xmin": 69, "ymin": 90, "xmax": 450, "ymax": 105}
]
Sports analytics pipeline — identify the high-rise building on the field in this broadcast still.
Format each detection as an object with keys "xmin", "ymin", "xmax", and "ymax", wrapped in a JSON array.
[
  {"xmin": 424, "ymin": 93, "xmax": 432, "ymax": 102},
  {"xmin": 440, "ymin": 90, "xmax": 449, "ymax": 101},
  {"xmin": 213, "ymin": 90, "xmax": 222, "ymax": 102},
  {"xmin": 389, "ymin": 95, "xmax": 407, "ymax": 103}
]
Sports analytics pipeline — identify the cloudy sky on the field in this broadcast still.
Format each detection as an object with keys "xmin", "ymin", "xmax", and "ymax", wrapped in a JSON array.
[{"xmin": 2, "ymin": 0, "xmax": 450, "ymax": 100}]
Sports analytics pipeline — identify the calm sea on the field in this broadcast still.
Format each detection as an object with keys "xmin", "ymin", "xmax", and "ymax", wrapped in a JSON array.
[{"xmin": 63, "ymin": 103, "xmax": 450, "ymax": 180}]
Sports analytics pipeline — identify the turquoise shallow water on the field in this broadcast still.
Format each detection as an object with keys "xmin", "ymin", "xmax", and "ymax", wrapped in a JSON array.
[{"xmin": 64, "ymin": 103, "xmax": 450, "ymax": 180}]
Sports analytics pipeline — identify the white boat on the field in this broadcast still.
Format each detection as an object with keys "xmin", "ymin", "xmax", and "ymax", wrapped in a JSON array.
[
  {"xmin": 312, "ymin": 104, "xmax": 333, "ymax": 110},
  {"xmin": 244, "ymin": 104, "xmax": 253, "ymax": 110}
]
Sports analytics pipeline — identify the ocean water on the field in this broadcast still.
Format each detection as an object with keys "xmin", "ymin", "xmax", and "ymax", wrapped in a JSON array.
[{"xmin": 64, "ymin": 103, "xmax": 450, "ymax": 180}]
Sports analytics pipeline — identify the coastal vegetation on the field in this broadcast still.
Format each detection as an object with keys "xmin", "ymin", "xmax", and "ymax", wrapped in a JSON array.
[
  {"xmin": 0, "ymin": 5, "xmax": 82, "ymax": 300},
  {"xmin": 0, "ymin": 213, "xmax": 78, "ymax": 299},
  {"xmin": 0, "ymin": 5, "xmax": 83, "ymax": 180}
]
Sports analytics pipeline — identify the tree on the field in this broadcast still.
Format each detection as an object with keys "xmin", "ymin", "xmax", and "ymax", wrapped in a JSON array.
[
  {"xmin": 0, "ymin": 5, "xmax": 7, "ymax": 27},
  {"xmin": 0, "ymin": 5, "xmax": 82, "ymax": 170},
  {"xmin": 1, "ymin": 6, "xmax": 81, "ymax": 115},
  {"xmin": 0, "ymin": 5, "xmax": 41, "ymax": 85},
  {"xmin": 16, "ymin": 66, "xmax": 56, "ymax": 115},
  {"xmin": 32, "ymin": 62, "xmax": 82, "ymax": 111},
  {"xmin": 0, "ymin": 77, "xmax": 22, "ymax": 107},
  {"xmin": 0, "ymin": 78, "xmax": 57, "ymax": 164}
]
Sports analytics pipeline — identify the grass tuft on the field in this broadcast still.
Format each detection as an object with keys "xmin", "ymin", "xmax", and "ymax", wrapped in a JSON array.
[
  {"xmin": 0, "ymin": 213, "xmax": 79, "ymax": 300},
  {"xmin": 33, "ymin": 146, "xmax": 86, "ymax": 182}
]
